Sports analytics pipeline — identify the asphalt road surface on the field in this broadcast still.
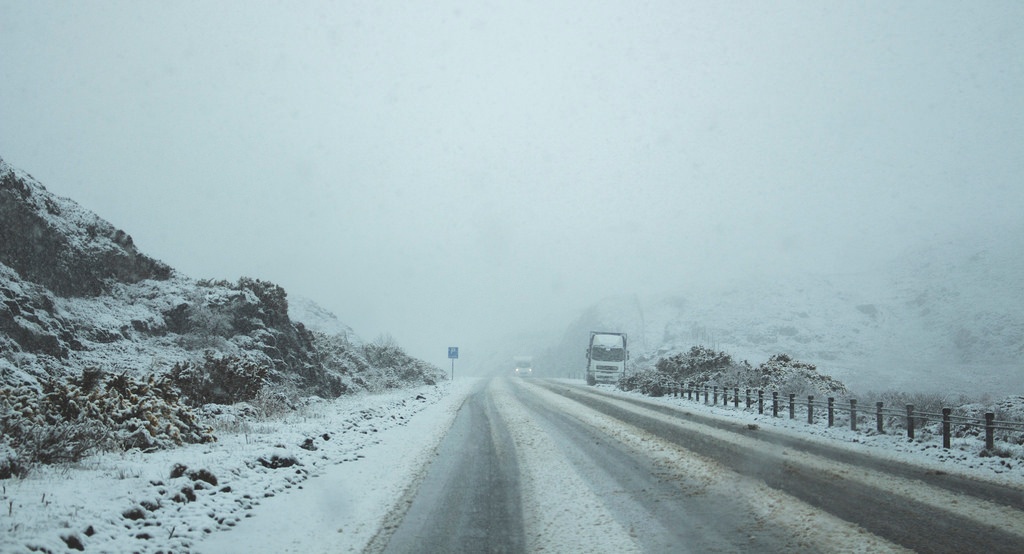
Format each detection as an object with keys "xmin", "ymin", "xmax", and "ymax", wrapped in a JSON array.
[
  {"xmin": 382, "ymin": 379, "xmax": 525, "ymax": 553},
  {"xmin": 373, "ymin": 378, "xmax": 1024, "ymax": 553}
]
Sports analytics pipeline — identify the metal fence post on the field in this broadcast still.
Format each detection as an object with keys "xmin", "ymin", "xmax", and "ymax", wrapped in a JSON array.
[
  {"xmin": 850, "ymin": 399, "xmax": 858, "ymax": 431},
  {"xmin": 789, "ymin": 393, "xmax": 796, "ymax": 419},
  {"xmin": 985, "ymin": 412, "xmax": 995, "ymax": 451},
  {"xmin": 772, "ymin": 392, "xmax": 779, "ymax": 418},
  {"xmin": 876, "ymin": 401, "xmax": 884, "ymax": 433},
  {"xmin": 942, "ymin": 408, "xmax": 951, "ymax": 449},
  {"xmin": 828, "ymin": 397, "xmax": 834, "ymax": 427},
  {"xmin": 906, "ymin": 404, "xmax": 915, "ymax": 440},
  {"xmin": 758, "ymin": 389, "xmax": 764, "ymax": 415},
  {"xmin": 807, "ymin": 396, "xmax": 814, "ymax": 424}
]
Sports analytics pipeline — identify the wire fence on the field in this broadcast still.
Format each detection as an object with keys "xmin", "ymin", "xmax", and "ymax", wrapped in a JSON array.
[{"xmin": 637, "ymin": 380, "xmax": 1024, "ymax": 452}]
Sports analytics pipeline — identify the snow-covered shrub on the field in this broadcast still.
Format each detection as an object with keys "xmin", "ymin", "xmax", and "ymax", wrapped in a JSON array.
[
  {"xmin": 994, "ymin": 397, "xmax": 1024, "ymax": 445},
  {"xmin": 634, "ymin": 348, "xmax": 849, "ymax": 398},
  {"xmin": 307, "ymin": 331, "xmax": 369, "ymax": 394},
  {"xmin": 360, "ymin": 335, "xmax": 444, "ymax": 391},
  {"xmin": 249, "ymin": 388, "xmax": 301, "ymax": 417},
  {"xmin": 170, "ymin": 352, "xmax": 269, "ymax": 406},
  {"xmin": 0, "ymin": 440, "xmax": 23, "ymax": 479},
  {"xmin": 362, "ymin": 334, "xmax": 403, "ymax": 368},
  {"xmin": 755, "ymin": 354, "xmax": 848, "ymax": 396},
  {"xmin": 656, "ymin": 345, "xmax": 735, "ymax": 381},
  {"xmin": 0, "ymin": 369, "xmax": 214, "ymax": 473},
  {"xmin": 0, "ymin": 381, "xmax": 110, "ymax": 468},
  {"xmin": 236, "ymin": 277, "xmax": 289, "ymax": 327},
  {"xmin": 183, "ymin": 302, "xmax": 235, "ymax": 345},
  {"xmin": 618, "ymin": 370, "xmax": 673, "ymax": 397},
  {"xmin": 651, "ymin": 345, "xmax": 756, "ymax": 390}
]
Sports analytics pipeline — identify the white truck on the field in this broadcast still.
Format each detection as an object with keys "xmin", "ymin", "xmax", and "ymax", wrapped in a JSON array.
[
  {"xmin": 513, "ymin": 356, "xmax": 533, "ymax": 377},
  {"xmin": 585, "ymin": 332, "xmax": 628, "ymax": 385}
]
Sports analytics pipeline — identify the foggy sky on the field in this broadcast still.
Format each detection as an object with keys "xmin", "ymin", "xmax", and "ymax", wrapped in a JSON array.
[{"xmin": 2, "ymin": 1, "xmax": 1023, "ymax": 369}]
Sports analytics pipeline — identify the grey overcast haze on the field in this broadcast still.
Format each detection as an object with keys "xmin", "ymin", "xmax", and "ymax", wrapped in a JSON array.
[{"xmin": 2, "ymin": 1, "xmax": 1023, "ymax": 370}]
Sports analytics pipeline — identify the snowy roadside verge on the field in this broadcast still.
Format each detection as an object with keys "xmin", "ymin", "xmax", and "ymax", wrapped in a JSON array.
[
  {"xmin": 1, "ymin": 379, "xmax": 477, "ymax": 554},
  {"xmin": 573, "ymin": 380, "xmax": 1024, "ymax": 488},
  {"xmin": 197, "ymin": 377, "xmax": 477, "ymax": 553}
]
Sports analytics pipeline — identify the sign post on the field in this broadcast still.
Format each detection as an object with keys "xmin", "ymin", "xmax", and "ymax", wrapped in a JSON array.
[{"xmin": 448, "ymin": 346, "xmax": 459, "ymax": 380}]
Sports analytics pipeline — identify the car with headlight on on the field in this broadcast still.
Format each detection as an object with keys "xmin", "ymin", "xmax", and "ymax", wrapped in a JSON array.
[{"xmin": 513, "ymin": 356, "xmax": 533, "ymax": 377}]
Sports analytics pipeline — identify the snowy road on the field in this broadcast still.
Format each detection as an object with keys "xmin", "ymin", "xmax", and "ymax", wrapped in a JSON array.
[
  {"xmin": 380, "ymin": 379, "xmax": 525, "ymax": 552},
  {"xmin": 9, "ymin": 377, "xmax": 1020, "ymax": 553},
  {"xmin": 372, "ymin": 378, "xmax": 1024, "ymax": 553}
]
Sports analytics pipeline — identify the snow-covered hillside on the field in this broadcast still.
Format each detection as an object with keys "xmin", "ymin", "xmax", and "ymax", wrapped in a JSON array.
[
  {"xmin": 538, "ymin": 225, "xmax": 1024, "ymax": 396},
  {"xmin": 1, "ymin": 155, "xmax": 443, "ymax": 483}
]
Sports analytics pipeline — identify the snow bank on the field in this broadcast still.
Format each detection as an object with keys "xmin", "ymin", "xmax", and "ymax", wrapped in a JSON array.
[{"xmin": 0, "ymin": 379, "xmax": 476, "ymax": 553}]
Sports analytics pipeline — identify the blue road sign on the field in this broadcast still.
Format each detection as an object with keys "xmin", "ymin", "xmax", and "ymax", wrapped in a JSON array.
[{"xmin": 448, "ymin": 347, "xmax": 459, "ymax": 359}]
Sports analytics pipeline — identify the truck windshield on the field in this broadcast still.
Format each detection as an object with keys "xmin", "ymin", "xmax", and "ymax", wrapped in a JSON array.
[{"xmin": 591, "ymin": 346, "xmax": 625, "ymax": 362}]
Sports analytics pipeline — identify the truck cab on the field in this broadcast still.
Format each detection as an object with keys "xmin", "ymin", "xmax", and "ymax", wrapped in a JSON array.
[{"xmin": 585, "ymin": 332, "xmax": 628, "ymax": 385}]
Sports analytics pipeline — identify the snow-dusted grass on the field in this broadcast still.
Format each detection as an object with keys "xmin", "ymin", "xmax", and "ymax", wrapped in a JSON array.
[{"xmin": 0, "ymin": 380, "xmax": 476, "ymax": 554}]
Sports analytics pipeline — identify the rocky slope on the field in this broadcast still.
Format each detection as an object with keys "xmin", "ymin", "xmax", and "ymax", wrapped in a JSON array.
[
  {"xmin": 0, "ymin": 160, "xmax": 171, "ymax": 297},
  {"xmin": 0, "ymin": 151, "xmax": 442, "ymax": 413}
]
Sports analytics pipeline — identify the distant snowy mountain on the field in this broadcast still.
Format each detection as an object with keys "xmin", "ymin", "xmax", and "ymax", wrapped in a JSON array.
[{"xmin": 538, "ymin": 226, "xmax": 1024, "ymax": 395}]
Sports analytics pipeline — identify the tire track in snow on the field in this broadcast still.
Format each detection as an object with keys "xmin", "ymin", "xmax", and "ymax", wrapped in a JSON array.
[
  {"xmin": 490, "ymin": 377, "xmax": 643, "ymax": 553},
  {"xmin": 536, "ymin": 381, "xmax": 1024, "ymax": 553},
  {"xmin": 495, "ymin": 378, "xmax": 905, "ymax": 548},
  {"xmin": 377, "ymin": 378, "xmax": 525, "ymax": 553}
]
